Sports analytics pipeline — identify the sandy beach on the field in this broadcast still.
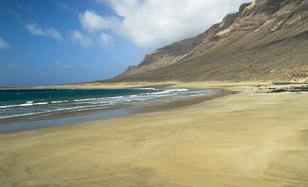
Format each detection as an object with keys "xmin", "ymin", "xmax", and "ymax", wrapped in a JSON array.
[{"xmin": 1, "ymin": 82, "xmax": 308, "ymax": 187}]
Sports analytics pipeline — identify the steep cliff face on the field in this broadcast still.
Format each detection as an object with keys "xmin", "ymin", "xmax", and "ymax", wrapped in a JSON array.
[{"xmin": 115, "ymin": 0, "xmax": 308, "ymax": 82}]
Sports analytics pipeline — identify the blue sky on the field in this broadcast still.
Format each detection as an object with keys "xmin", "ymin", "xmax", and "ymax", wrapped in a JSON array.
[{"xmin": 0, "ymin": 0, "xmax": 250, "ymax": 86}]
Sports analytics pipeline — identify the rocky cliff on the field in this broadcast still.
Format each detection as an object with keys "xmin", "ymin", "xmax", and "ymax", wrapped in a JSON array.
[{"xmin": 115, "ymin": 0, "xmax": 308, "ymax": 82}]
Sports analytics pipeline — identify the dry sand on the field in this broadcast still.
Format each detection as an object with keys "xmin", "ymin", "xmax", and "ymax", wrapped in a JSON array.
[{"xmin": 1, "ymin": 83, "xmax": 308, "ymax": 187}]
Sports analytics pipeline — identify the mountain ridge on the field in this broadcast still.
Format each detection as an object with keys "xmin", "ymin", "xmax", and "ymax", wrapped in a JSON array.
[{"xmin": 114, "ymin": 0, "xmax": 308, "ymax": 82}]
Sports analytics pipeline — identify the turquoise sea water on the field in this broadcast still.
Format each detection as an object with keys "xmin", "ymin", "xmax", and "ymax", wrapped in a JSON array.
[{"xmin": 0, "ymin": 88, "xmax": 212, "ymax": 121}]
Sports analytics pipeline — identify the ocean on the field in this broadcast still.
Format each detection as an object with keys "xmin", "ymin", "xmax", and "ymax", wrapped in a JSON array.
[{"xmin": 0, "ymin": 88, "xmax": 214, "ymax": 132}]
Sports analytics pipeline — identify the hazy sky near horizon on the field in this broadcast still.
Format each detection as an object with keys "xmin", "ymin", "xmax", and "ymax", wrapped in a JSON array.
[{"xmin": 0, "ymin": 0, "xmax": 250, "ymax": 86}]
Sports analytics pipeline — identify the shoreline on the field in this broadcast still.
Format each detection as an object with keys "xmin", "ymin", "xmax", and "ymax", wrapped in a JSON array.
[
  {"xmin": 0, "ymin": 88, "xmax": 233, "ymax": 133},
  {"xmin": 1, "ymin": 82, "xmax": 308, "ymax": 186}
]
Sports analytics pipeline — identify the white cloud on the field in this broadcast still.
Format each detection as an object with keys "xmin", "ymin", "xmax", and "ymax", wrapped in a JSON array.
[
  {"xmin": 95, "ymin": 0, "xmax": 251, "ymax": 47},
  {"xmin": 79, "ymin": 10, "xmax": 120, "ymax": 33},
  {"xmin": 25, "ymin": 24, "xmax": 44, "ymax": 35},
  {"xmin": 0, "ymin": 38, "xmax": 10, "ymax": 50},
  {"xmin": 99, "ymin": 33, "xmax": 113, "ymax": 47},
  {"xmin": 25, "ymin": 24, "xmax": 62, "ymax": 41},
  {"xmin": 71, "ymin": 30, "xmax": 92, "ymax": 47}
]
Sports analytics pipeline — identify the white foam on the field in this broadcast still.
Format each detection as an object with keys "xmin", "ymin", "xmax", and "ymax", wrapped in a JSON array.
[
  {"xmin": 74, "ymin": 98, "xmax": 97, "ymax": 102},
  {"xmin": 148, "ymin": 88, "xmax": 189, "ymax": 95},
  {"xmin": 51, "ymin": 101, "xmax": 63, "ymax": 104},
  {"xmin": 109, "ymin": 96, "xmax": 124, "ymax": 99},
  {"xmin": 0, "ymin": 112, "xmax": 38, "ymax": 119},
  {"xmin": 136, "ymin": 88, "xmax": 159, "ymax": 90},
  {"xmin": 36, "ymin": 102, "xmax": 48, "ymax": 105},
  {"xmin": 0, "ymin": 101, "xmax": 49, "ymax": 108}
]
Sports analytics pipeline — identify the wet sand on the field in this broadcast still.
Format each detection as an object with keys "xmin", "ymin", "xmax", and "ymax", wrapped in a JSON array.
[{"xmin": 1, "ymin": 83, "xmax": 308, "ymax": 186}]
